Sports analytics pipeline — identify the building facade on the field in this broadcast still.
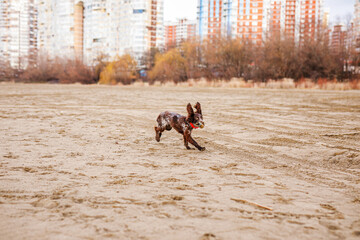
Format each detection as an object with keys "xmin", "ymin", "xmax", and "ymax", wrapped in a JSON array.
[
  {"xmin": 330, "ymin": 24, "xmax": 346, "ymax": 53},
  {"xmin": 198, "ymin": 0, "xmax": 270, "ymax": 43},
  {"xmin": 83, "ymin": 0, "xmax": 164, "ymax": 65},
  {"xmin": 197, "ymin": 0, "xmax": 223, "ymax": 40},
  {"xmin": 0, "ymin": 0, "xmax": 37, "ymax": 68},
  {"xmin": 283, "ymin": 0, "xmax": 300, "ymax": 40},
  {"xmin": 37, "ymin": 0, "xmax": 164, "ymax": 65},
  {"xmin": 165, "ymin": 19, "xmax": 196, "ymax": 48},
  {"xmin": 197, "ymin": 0, "xmax": 323, "ymax": 43},
  {"xmin": 355, "ymin": 0, "xmax": 360, "ymax": 51},
  {"xmin": 268, "ymin": 0, "xmax": 284, "ymax": 37},
  {"xmin": 37, "ymin": 0, "xmax": 82, "ymax": 60},
  {"xmin": 299, "ymin": 0, "xmax": 323, "ymax": 43},
  {"xmin": 235, "ymin": 0, "xmax": 268, "ymax": 44}
]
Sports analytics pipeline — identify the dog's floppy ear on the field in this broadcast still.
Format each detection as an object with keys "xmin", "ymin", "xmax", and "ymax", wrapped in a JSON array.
[
  {"xmin": 186, "ymin": 103, "xmax": 194, "ymax": 120},
  {"xmin": 194, "ymin": 102, "xmax": 202, "ymax": 115}
]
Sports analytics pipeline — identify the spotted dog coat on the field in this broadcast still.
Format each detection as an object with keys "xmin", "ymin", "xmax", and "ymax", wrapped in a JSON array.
[{"xmin": 154, "ymin": 102, "xmax": 205, "ymax": 151}]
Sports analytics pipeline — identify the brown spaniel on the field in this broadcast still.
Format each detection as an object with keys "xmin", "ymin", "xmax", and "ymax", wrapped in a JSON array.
[{"xmin": 155, "ymin": 102, "xmax": 205, "ymax": 151}]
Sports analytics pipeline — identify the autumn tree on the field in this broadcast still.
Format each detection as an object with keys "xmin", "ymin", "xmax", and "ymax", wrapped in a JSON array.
[
  {"xmin": 20, "ymin": 55, "xmax": 63, "ymax": 83},
  {"xmin": 0, "ymin": 59, "xmax": 14, "ymax": 82},
  {"xmin": 93, "ymin": 53, "xmax": 109, "ymax": 82},
  {"xmin": 180, "ymin": 40, "xmax": 202, "ymax": 79},
  {"xmin": 149, "ymin": 48, "xmax": 186, "ymax": 83},
  {"xmin": 20, "ymin": 55, "xmax": 95, "ymax": 84},
  {"xmin": 253, "ymin": 36, "xmax": 300, "ymax": 81},
  {"xmin": 218, "ymin": 38, "xmax": 254, "ymax": 80},
  {"xmin": 59, "ymin": 59, "xmax": 95, "ymax": 84},
  {"xmin": 99, "ymin": 54, "xmax": 137, "ymax": 85}
]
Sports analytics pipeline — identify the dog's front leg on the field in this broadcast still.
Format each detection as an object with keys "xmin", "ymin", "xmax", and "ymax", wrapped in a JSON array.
[
  {"xmin": 183, "ymin": 134, "xmax": 191, "ymax": 150},
  {"xmin": 184, "ymin": 131, "xmax": 205, "ymax": 151}
]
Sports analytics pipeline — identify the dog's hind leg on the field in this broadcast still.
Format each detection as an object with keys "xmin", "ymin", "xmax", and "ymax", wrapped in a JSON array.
[{"xmin": 155, "ymin": 113, "xmax": 172, "ymax": 142}]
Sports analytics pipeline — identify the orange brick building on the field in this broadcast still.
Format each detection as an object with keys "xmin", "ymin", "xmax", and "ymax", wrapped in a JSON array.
[
  {"xmin": 284, "ymin": 0, "xmax": 299, "ymax": 40},
  {"xmin": 355, "ymin": 0, "xmax": 360, "ymax": 51},
  {"xmin": 269, "ymin": 0, "xmax": 282, "ymax": 37},
  {"xmin": 330, "ymin": 25, "xmax": 346, "ymax": 53},
  {"xmin": 165, "ymin": 19, "xmax": 196, "ymax": 48},
  {"xmin": 299, "ymin": 0, "xmax": 323, "ymax": 42},
  {"xmin": 236, "ymin": 0, "xmax": 266, "ymax": 44},
  {"xmin": 197, "ymin": 0, "xmax": 323, "ymax": 43}
]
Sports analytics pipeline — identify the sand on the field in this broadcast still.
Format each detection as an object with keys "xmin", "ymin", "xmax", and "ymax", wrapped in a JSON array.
[{"xmin": 0, "ymin": 83, "xmax": 360, "ymax": 240}]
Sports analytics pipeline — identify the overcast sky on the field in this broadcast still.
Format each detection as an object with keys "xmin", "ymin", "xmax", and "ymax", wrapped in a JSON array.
[
  {"xmin": 325, "ymin": 0, "xmax": 355, "ymax": 24},
  {"xmin": 164, "ymin": 0, "xmax": 355, "ymax": 25},
  {"xmin": 163, "ymin": 0, "xmax": 197, "ymax": 22}
]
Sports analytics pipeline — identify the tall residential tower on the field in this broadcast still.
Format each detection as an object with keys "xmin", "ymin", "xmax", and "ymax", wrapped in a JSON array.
[
  {"xmin": 197, "ymin": 0, "xmax": 323, "ymax": 43},
  {"xmin": 83, "ymin": 0, "xmax": 164, "ymax": 64},
  {"xmin": 37, "ymin": 0, "xmax": 83, "ymax": 60},
  {"xmin": 165, "ymin": 19, "xmax": 196, "ymax": 48},
  {"xmin": 355, "ymin": 0, "xmax": 360, "ymax": 51},
  {"xmin": 0, "ymin": 0, "xmax": 37, "ymax": 68}
]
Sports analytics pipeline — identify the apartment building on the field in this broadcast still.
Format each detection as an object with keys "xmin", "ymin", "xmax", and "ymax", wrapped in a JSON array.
[
  {"xmin": 197, "ymin": 0, "xmax": 223, "ymax": 40},
  {"xmin": 74, "ymin": 1, "xmax": 84, "ymax": 60},
  {"xmin": 268, "ymin": 0, "xmax": 283, "ymax": 37},
  {"xmin": 37, "ymin": 0, "xmax": 164, "ymax": 65},
  {"xmin": 165, "ymin": 24, "xmax": 177, "ymax": 47},
  {"xmin": 299, "ymin": 0, "xmax": 323, "ymax": 42},
  {"xmin": 165, "ymin": 19, "xmax": 196, "ymax": 48},
  {"xmin": 36, "ymin": 0, "xmax": 52, "ymax": 58},
  {"xmin": 197, "ymin": 0, "xmax": 323, "ymax": 43},
  {"xmin": 198, "ymin": 0, "xmax": 270, "ymax": 43},
  {"xmin": 236, "ymin": 0, "xmax": 268, "ymax": 44},
  {"xmin": 83, "ymin": 0, "xmax": 108, "ymax": 64},
  {"xmin": 284, "ymin": 0, "xmax": 300, "ymax": 40},
  {"xmin": 37, "ymin": 0, "xmax": 82, "ymax": 60},
  {"xmin": 355, "ymin": 0, "xmax": 360, "ymax": 51},
  {"xmin": 83, "ymin": 0, "xmax": 164, "ymax": 65},
  {"xmin": 330, "ymin": 24, "xmax": 346, "ymax": 53},
  {"xmin": 0, "ymin": 0, "xmax": 37, "ymax": 68}
]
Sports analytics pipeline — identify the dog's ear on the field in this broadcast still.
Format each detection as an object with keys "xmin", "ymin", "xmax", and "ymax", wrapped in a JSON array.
[
  {"xmin": 194, "ymin": 102, "xmax": 202, "ymax": 115},
  {"xmin": 186, "ymin": 103, "xmax": 194, "ymax": 120}
]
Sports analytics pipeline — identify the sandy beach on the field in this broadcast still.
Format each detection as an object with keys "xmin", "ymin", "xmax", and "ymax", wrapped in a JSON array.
[{"xmin": 1, "ymin": 83, "xmax": 360, "ymax": 239}]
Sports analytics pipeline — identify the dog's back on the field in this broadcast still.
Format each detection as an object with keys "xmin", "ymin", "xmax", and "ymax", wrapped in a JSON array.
[{"xmin": 157, "ymin": 111, "xmax": 185, "ymax": 132}]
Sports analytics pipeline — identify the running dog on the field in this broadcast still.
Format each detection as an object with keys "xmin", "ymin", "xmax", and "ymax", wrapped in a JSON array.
[{"xmin": 154, "ymin": 102, "xmax": 205, "ymax": 151}]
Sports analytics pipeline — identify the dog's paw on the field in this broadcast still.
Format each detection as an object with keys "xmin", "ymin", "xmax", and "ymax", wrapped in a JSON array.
[{"xmin": 199, "ymin": 147, "xmax": 206, "ymax": 151}]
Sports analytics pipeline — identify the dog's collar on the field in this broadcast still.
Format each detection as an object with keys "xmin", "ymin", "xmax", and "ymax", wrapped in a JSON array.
[{"xmin": 189, "ymin": 122, "xmax": 198, "ymax": 129}]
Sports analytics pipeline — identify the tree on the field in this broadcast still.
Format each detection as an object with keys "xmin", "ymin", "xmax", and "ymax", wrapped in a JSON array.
[
  {"xmin": 254, "ymin": 36, "xmax": 300, "ymax": 81},
  {"xmin": 149, "ymin": 48, "xmax": 186, "ymax": 83},
  {"xmin": 93, "ymin": 53, "xmax": 109, "ymax": 82},
  {"xmin": 99, "ymin": 54, "xmax": 137, "ymax": 85},
  {"xmin": 180, "ymin": 40, "xmax": 202, "ymax": 79},
  {"xmin": 0, "ymin": 59, "xmax": 14, "ymax": 82}
]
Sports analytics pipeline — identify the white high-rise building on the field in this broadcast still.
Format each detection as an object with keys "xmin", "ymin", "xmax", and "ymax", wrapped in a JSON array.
[
  {"xmin": 83, "ymin": 0, "xmax": 108, "ymax": 63},
  {"xmin": 6, "ymin": 0, "xmax": 165, "ymax": 66},
  {"xmin": 0, "ymin": 0, "xmax": 37, "ymax": 68},
  {"xmin": 83, "ymin": 0, "xmax": 165, "ymax": 65},
  {"xmin": 37, "ymin": 0, "xmax": 84, "ymax": 60},
  {"xmin": 355, "ymin": 0, "xmax": 360, "ymax": 51}
]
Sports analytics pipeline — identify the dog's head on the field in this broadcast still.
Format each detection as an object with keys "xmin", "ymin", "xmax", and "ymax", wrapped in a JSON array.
[{"xmin": 186, "ymin": 102, "xmax": 205, "ymax": 128}]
